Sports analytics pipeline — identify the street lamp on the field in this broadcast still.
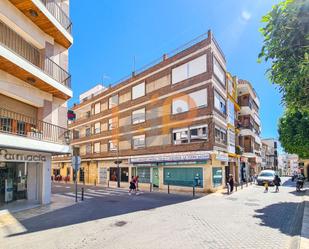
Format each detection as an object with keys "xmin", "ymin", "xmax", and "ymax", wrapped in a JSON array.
[{"xmin": 114, "ymin": 142, "xmax": 122, "ymax": 188}]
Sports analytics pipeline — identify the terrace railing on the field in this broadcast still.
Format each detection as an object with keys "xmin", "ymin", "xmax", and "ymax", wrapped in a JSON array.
[
  {"xmin": 0, "ymin": 108, "xmax": 69, "ymax": 145},
  {"xmin": 0, "ymin": 20, "xmax": 71, "ymax": 88}
]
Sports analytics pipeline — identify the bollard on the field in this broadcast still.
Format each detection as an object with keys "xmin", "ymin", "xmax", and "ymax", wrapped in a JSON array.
[
  {"xmin": 193, "ymin": 185, "xmax": 196, "ymax": 197},
  {"xmin": 235, "ymin": 182, "xmax": 238, "ymax": 192},
  {"xmin": 246, "ymin": 180, "xmax": 248, "ymax": 187},
  {"xmin": 94, "ymin": 179, "xmax": 96, "ymax": 186},
  {"xmin": 107, "ymin": 180, "xmax": 110, "ymax": 188},
  {"xmin": 227, "ymin": 183, "xmax": 230, "ymax": 195},
  {"xmin": 81, "ymin": 187, "xmax": 84, "ymax": 201},
  {"xmin": 150, "ymin": 183, "xmax": 152, "ymax": 192},
  {"xmin": 168, "ymin": 183, "xmax": 170, "ymax": 194},
  {"xmin": 241, "ymin": 181, "xmax": 243, "ymax": 189}
]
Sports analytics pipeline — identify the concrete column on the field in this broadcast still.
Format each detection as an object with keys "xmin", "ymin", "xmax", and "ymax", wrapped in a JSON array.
[{"xmin": 27, "ymin": 162, "xmax": 39, "ymax": 201}]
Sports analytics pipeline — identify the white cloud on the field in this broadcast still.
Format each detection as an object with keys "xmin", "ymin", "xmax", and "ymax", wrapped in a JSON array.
[{"xmin": 241, "ymin": 10, "xmax": 251, "ymax": 21}]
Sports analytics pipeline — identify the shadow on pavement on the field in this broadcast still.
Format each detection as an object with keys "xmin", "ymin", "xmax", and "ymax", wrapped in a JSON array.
[
  {"xmin": 6, "ymin": 191, "xmax": 195, "ymax": 237},
  {"xmin": 254, "ymin": 201, "xmax": 305, "ymax": 238}
]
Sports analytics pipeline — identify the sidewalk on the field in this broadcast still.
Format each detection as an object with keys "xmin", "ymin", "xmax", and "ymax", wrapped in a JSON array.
[{"xmin": 300, "ymin": 181, "xmax": 309, "ymax": 249}]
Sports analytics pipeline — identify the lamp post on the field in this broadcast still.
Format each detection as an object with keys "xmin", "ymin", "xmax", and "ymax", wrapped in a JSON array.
[{"xmin": 114, "ymin": 142, "xmax": 122, "ymax": 188}]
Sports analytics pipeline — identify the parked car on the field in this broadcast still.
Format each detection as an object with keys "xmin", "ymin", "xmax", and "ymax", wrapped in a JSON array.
[{"xmin": 257, "ymin": 170, "xmax": 276, "ymax": 186}]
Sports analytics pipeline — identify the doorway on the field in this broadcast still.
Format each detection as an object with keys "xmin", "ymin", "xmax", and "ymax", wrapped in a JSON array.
[{"xmin": 152, "ymin": 167, "xmax": 159, "ymax": 188}]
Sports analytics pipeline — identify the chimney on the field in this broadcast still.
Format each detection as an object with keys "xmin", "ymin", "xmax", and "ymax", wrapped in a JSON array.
[{"xmin": 162, "ymin": 54, "xmax": 168, "ymax": 61}]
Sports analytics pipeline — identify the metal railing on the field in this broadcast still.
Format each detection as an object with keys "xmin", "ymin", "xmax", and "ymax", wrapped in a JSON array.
[
  {"xmin": 0, "ymin": 108, "xmax": 69, "ymax": 145},
  {"xmin": 39, "ymin": 0, "xmax": 72, "ymax": 34},
  {"xmin": 0, "ymin": 20, "xmax": 71, "ymax": 88}
]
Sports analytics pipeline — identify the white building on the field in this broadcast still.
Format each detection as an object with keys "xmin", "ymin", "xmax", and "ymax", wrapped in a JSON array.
[
  {"xmin": 278, "ymin": 154, "xmax": 299, "ymax": 176},
  {"xmin": 0, "ymin": 0, "xmax": 73, "ymax": 207}
]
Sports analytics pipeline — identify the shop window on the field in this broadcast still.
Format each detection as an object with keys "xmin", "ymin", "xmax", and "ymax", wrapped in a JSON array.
[
  {"xmin": 214, "ymin": 91, "xmax": 226, "ymax": 114},
  {"xmin": 136, "ymin": 167, "xmax": 151, "ymax": 183},
  {"xmin": 213, "ymin": 56, "xmax": 226, "ymax": 86},
  {"xmin": 109, "ymin": 167, "xmax": 129, "ymax": 182},
  {"xmin": 132, "ymin": 108, "xmax": 146, "ymax": 124},
  {"xmin": 132, "ymin": 82, "xmax": 145, "ymax": 100},
  {"xmin": 132, "ymin": 135, "xmax": 145, "ymax": 149},
  {"xmin": 172, "ymin": 54, "xmax": 207, "ymax": 84},
  {"xmin": 109, "ymin": 94, "xmax": 119, "ymax": 109},
  {"xmin": 163, "ymin": 167, "xmax": 203, "ymax": 187}
]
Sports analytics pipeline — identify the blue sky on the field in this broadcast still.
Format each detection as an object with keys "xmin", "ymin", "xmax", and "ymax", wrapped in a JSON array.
[{"xmin": 69, "ymin": 0, "xmax": 283, "ymax": 140}]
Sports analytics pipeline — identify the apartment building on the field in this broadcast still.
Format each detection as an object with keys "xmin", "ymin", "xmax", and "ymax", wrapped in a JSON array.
[
  {"xmin": 0, "ymin": 0, "xmax": 73, "ymax": 207},
  {"xmin": 53, "ymin": 31, "xmax": 257, "ymax": 192},
  {"xmin": 261, "ymin": 138, "xmax": 278, "ymax": 170},
  {"xmin": 278, "ymin": 153, "xmax": 299, "ymax": 176},
  {"xmin": 237, "ymin": 80, "xmax": 262, "ymax": 181}
]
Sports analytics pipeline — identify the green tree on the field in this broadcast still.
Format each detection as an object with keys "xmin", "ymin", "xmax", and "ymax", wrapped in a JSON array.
[
  {"xmin": 278, "ymin": 109, "xmax": 309, "ymax": 158},
  {"xmin": 259, "ymin": 0, "xmax": 309, "ymax": 110}
]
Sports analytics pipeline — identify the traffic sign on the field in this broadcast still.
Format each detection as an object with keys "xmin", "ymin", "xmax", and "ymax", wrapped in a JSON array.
[{"xmin": 72, "ymin": 156, "xmax": 81, "ymax": 171}]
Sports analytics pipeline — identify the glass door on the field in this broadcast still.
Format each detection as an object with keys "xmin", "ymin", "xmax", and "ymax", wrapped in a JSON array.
[{"xmin": 152, "ymin": 167, "xmax": 159, "ymax": 188}]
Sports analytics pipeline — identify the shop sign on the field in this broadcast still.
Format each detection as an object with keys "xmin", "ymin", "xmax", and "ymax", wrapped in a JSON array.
[
  {"xmin": 0, "ymin": 149, "xmax": 47, "ymax": 162},
  {"xmin": 130, "ymin": 152, "xmax": 210, "ymax": 163},
  {"xmin": 216, "ymin": 153, "xmax": 228, "ymax": 162}
]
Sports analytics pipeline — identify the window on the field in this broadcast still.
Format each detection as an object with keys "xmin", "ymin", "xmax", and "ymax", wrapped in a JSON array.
[
  {"xmin": 85, "ymin": 127, "xmax": 91, "ymax": 137},
  {"xmin": 109, "ymin": 167, "xmax": 129, "ymax": 182},
  {"xmin": 213, "ymin": 56, "xmax": 225, "ymax": 85},
  {"xmin": 189, "ymin": 125, "xmax": 208, "ymax": 142},
  {"xmin": 173, "ymin": 128, "xmax": 189, "ymax": 144},
  {"xmin": 94, "ymin": 102, "xmax": 100, "ymax": 114},
  {"xmin": 172, "ymin": 54, "xmax": 207, "ymax": 84},
  {"xmin": 85, "ymin": 111, "xmax": 91, "ymax": 118},
  {"xmin": 94, "ymin": 142, "xmax": 100, "ymax": 153},
  {"xmin": 172, "ymin": 88, "xmax": 207, "ymax": 114},
  {"xmin": 108, "ymin": 140, "xmax": 117, "ymax": 151},
  {"xmin": 0, "ymin": 118, "xmax": 12, "ymax": 132},
  {"xmin": 17, "ymin": 121, "xmax": 25, "ymax": 135},
  {"xmin": 227, "ymin": 78, "xmax": 233, "ymax": 96},
  {"xmin": 94, "ymin": 122, "xmax": 101, "ymax": 134},
  {"xmin": 214, "ymin": 91, "xmax": 226, "ymax": 114},
  {"xmin": 109, "ymin": 94, "xmax": 118, "ymax": 109},
  {"xmin": 108, "ymin": 117, "xmax": 118, "ymax": 130},
  {"xmin": 227, "ymin": 100, "xmax": 234, "ymax": 124},
  {"xmin": 86, "ymin": 144, "xmax": 92, "ymax": 154},
  {"xmin": 132, "ymin": 108, "xmax": 146, "ymax": 124},
  {"xmin": 173, "ymin": 125, "xmax": 208, "ymax": 144},
  {"xmin": 132, "ymin": 135, "xmax": 145, "ymax": 149},
  {"xmin": 132, "ymin": 82, "xmax": 145, "ymax": 99},
  {"xmin": 215, "ymin": 126, "xmax": 227, "ymax": 144}
]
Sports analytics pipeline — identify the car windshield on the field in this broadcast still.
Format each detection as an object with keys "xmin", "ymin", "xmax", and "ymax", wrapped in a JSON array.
[{"xmin": 259, "ymin": 172, "xmax": 274, "ymax": 177}]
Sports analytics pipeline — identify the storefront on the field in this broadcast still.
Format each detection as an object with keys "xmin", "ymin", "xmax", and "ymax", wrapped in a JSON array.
[{"xmin": 0, "ymin": 148, "xmax": 50, "ymax": 207}]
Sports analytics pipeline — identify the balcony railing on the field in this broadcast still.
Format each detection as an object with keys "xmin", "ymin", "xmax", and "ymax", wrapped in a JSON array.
[
  {"xmin": 39, "ymin": 0, "xmax": 72, "ymax": 34},
  {"xmin": 0, "ymin": 108, "xmax": 69, "ymax": 145},
  {"xmin": 0, "ymin": 20, "xmax": 71, "ymax": 88}
]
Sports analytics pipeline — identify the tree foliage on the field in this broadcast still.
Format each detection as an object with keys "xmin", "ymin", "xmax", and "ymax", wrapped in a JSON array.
[
  {"xmin": 278, "ymin": 109, "xmax": 309, "ymax": 158},
  {"xmin": 259, "ymin": 0, "xmax": 309, "ymax": 110}
]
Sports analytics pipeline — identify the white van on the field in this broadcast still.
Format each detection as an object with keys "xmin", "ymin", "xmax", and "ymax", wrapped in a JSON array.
[{"xmin": 257, "ymin": 170, "xmax": 276, "ymax": 185}]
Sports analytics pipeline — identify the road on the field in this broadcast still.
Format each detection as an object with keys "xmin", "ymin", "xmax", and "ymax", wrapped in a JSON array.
[{"xmin": 0, "ymin": 177, "xmax": 306, "ymax": 249}]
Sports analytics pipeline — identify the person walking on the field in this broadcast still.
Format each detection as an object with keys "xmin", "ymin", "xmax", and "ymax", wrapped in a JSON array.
[
  {"xmin": 274, "ymin": 175, "xmax": 281, "ymax": 192},
  {"xmin": 228, "ymin": 174, "xmax": 234, "ymax": 193},
  {"xmin": 129, "ymin": 176, "xmax": 136, "ymax": 195}
]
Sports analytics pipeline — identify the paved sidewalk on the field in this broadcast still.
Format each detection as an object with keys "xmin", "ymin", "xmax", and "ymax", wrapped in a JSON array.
[{"xmin": 300, "ymin": 181, "xmax": 309, "ymax": 249}]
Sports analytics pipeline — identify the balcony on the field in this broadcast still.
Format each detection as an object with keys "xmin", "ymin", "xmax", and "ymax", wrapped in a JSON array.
[
  {"xmin": 0, "ymin": 20, "xmax": 72, "ymax": 99},
  {"xmin": 9, "ymin": 0, "xmax": 73, "ymax": 48},
  {"xmin": 0, "ymin": 108, "xmax": 70, "ymax": 153}
]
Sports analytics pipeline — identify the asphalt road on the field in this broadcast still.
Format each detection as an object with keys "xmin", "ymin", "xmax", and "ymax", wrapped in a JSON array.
[{"xmin": 1, "ymin": 177, "xmax": 307, "ymax": 249}]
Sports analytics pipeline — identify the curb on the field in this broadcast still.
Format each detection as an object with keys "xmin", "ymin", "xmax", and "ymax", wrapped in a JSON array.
[{"xmin": 299, "ymin": 182, "xmax": 309, "ymax": 249}]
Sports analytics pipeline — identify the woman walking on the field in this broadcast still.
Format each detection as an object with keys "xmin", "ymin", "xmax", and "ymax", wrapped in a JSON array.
[{"xmin": 274, "ymin": 175, "xmax": 281, "ymax": 192}]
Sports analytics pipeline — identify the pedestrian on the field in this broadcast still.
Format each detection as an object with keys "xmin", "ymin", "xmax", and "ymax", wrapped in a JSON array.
[
  {"xmin": 129, "ymin": 176, "xmax": 136, "ymax": 195},
  {"xmin": 135, "ymin": 175, "xmax": 140, "ymax": 195},
  {"xmin": 228, "ymin": 174, "xmax": 234, "ymax": 193},
  {"xmin": 264, "ymin": 180, "xmax": 269, "ymax": 192},
  {"xmin": 273, "ymin": 175, "xmax": 281, "ymax": 192}
]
